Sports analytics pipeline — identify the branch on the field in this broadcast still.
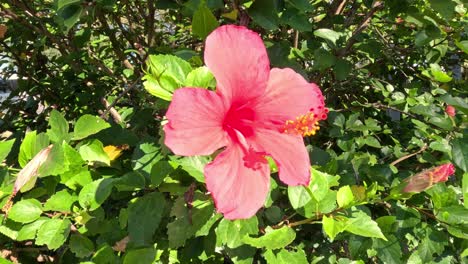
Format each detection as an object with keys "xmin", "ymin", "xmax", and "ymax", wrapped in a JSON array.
[
  {"xmin": 338, "ymin": 0, "xmax": 384, "ymax": 57},
  {"xmin": 390, "ymin": 143, "xmax": 427, "ymax": 167}
]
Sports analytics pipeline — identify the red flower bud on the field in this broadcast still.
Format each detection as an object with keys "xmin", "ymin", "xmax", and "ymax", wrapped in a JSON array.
[
  {"xmin": 403, "ymin": 163, "xmax": 455, "ymax": 193},
  {"xmin": 445, "ymin": 105, "xmax": 456, "ymax": 117}
]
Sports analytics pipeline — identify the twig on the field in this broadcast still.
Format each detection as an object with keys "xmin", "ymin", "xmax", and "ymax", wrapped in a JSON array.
[
  {"xmin": 338, "ymin": 1, "xmax": 384, "ymax": 57},
  {"xmin": 294, "ymin": 30, "xmax": 299, "ymax": 49},
  {"xmin": 390, "ymin": 143, "xmax": 427, "ymax": 167},
  {"xmin": 335, "ymin": 0, "xmax": 349, "ymax": 15}
]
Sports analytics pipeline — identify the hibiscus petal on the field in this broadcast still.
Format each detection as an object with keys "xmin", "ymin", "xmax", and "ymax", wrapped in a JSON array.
[
  {"xmin": 253, "ymin": 128, "xmax": 310, "ymax": 186},
  {"xmin": 205, "ymin": 143, "xmax": 270, "ymax": 219},
  {"xmin": 164, "ymin": 88, "xmax": 229, "ymax": 156},
  {"xmin": 204, "ymin": 25, "xmax": 270, "ymax": 102},
  {"xmin": 254, "ymin": 68, "xmax": 326, "ymax": 128}
]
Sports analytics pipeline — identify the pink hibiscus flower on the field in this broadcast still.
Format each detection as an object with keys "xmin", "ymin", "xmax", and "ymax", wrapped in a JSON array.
[{"xmin": 164, "ymin": 25, "xmax": 328, "ymax": 219}]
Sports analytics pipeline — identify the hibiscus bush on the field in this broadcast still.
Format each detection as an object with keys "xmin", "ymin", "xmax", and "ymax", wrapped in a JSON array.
[{"xmin": 0, "ymin": 0, "xmax": 467, "ymax": 263}]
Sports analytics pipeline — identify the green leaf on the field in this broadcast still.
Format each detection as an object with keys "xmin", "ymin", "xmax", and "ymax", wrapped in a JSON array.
[
  {"xmin": 248, "ymin": 0, "xmax": 279, "ymax": 30},
  {"xmin": 463, "ymin": 173, "xmax": 468, "ymax": 208},
  {"xmin": 192, "ymin": 1, "xmax": 219, "ymax": 39},
  {"xmin": 43, "ymin": 189, "xmax": 77, "ymax": 212},
  {"xmin": 439, "ymin": 94, "xmax": 468, "ymax": 115},
  {"xmin": 38, "ymin": 143, "xmax": 67, "ymax": 176},
  {"xmin": 310, "ymin": 169, "xmax": 329, "ymax": 201},
  {"xmin": 132, "ymin": 140, "xmax": 164, "ymax": 180},
  {"xmin": 8, "ymin": 199, "xmax": 43, "ymax": 223},
  {"xmin": 16, "ymin": 217, "xmax": 47, "ymax": 241},
  {"xmin": 149, "ymin": 161, "xmax": 173, "ymax": 187},
  {"xmin": 73, "ymin": 115, "xmax": 110, "ymax": 140},
  {"xmin": 344, "ymin": 211, "xmax": 387, "ymax": 240},
  {"xmin": 322, "ymin": 215, "xmax": 346, "ymax": 241},
  {"xmin": 36, "ymin": 218, "xmax": 71, "ymax": 250},
  {"xmin": 56, "ymin": 0, "xmax": 82, "ymax": 10},
  {"xmin": 265, "ymin": 248, "xmax": 309, "ymax": 264},
  {"xmin": 18, "ymin": 131, "xmax": 50, "ymax": 167},
  {"xmin": 429, "ymin": 63, "xmax": 452, "ymax": 83},
  {"xmin": 123, "ymin": 248, "xmax": 156, "ymax": 264},
  {"xmin": 314, "ymin": 48, "xmax": 336, "ymax": 70},
  {"xmin": 288, "ymin": 185, "xmax": 312, "ymax": 209},
  {"xmin": 184, "ymin": 66, "xmax": 216, "ymax": 88},
  {"xmin": 57, "ymin": 4, "xmax": 83, "ymax": 32},
  {"xmin": 92, "ymin": 244, "xmax": 119, "ymax": 263},
  {"xmin": 143, "ymin": 54, "xmax": 192, "ymax": 101},
  {"xmin": 334, "ymin": 59, "xmax": 352, "ymax": 81},
  {"xmin": 372, "ymin": 235, "xmax": 402, "ymax": 263},
  {"xmin": 435, "ymin": 205, "xmax": 468, "ymax": 225},
  {"xmin": 455, "ymin": 40, "xmax": 468, "ymax": 54},
  {"xmin": 169, "ymin": 155, "xmax": 209, "ymax": 183},
  {"xmin": 47, "ymin": 110, "xmax": 70, "ymax": 143},
  {"xmin": 216, "ymin": 216, "xmax": 258, "ymax": 248},
  {"xmin": 287, "ymin": 0, "xmax": 313, "ymax": 11},
  {"xmin": 225, "ymin": 245, "xmax": 256, "ymax": 264},
  {"xmin": 428, "ymin": 0, "xmax": 456, "ymax": 20},
  {"xmin": 416, "ymin": 224, "xmax": 447, "ymax": 262},
  {"xmin": 243, "ymin": 226, "xmax": 296, "ymax": 250},
  {"xmin": 167, "ymin": 192, "xmax": 214, "ymax": 248},
  {"xmin": 78, "ymin": 139, "xmax": 110, "ymax": 166},
  {"xmin": 0, "ymin": 139, "xmax": 15, "ymax": 162},
  {"xmin": 114, "ymin": 171, "xmax": 146, "ymax": 191},
  {"xmin": 314, "ymin": 28, "xmax": 341, "ymax": 46},
  {"xmin": 128, "ymin": 192, "xmax": 166, "ymax": 246},
  {"xmin": 78, "ymin": 178, "xmax": 114, "ymax": 211},
  {"xmin": 69, "ymin": 234, "xmax": 95, "ymax": 258},
  {"xmin": 452, "ymin": 138, "xmax": 468, "ymax": 172},
  {"xmin": 336, "ymin": 186, "xmax": 354, "ymax": 208}
]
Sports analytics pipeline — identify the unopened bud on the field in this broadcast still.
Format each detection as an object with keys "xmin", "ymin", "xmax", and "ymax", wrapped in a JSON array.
[
  {"xmin": 445, "ymin": 105, "xmax": 456, "ymax": 117},
  {"xmin": 402, "ymin": 163, "xmax": 455, "ymax": 193}
]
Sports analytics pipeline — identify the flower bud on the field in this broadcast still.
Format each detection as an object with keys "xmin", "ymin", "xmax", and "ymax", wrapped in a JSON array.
[
  {"xmin": 445, "ymin": 105, "xmax": 456, "ymax": 117},
  {"xmin": 402, "ymin": 163, "xmax": 455, "ymax": 193}
]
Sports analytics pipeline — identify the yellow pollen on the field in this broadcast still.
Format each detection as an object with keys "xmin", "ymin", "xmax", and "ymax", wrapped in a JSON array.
[{"xmin": 282, "ymin": 112, "xmax": 321, "ymax": 137}]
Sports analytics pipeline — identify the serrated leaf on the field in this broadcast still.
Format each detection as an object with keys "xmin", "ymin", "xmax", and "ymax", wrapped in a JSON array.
[
  {"xmin": 336, "ymin": 186, "xmax": 354, "ymax": 208},
  {"xmin": 216, "ymin": 216, "xmax": 258, "ymax": 248},
  {"xmin": 8, "ymin": 199, "xmax": 43, "ymax": 223},
  {"xmin": 73, "ymin": 115, "xmax": 110, "ymax": 140},
  {"xmin": 132, "ymin": 140, "xmax": 164, "ymax": 180},
  {"xmin": 184, "ymin": 66, "xmax": 216, "ymax": 88},
  {"xmin": 248, "ymin": 0, "xmax": 279, "ymax": 30},
  {"xmin": 452, "ymin": 138, "xmax": 468, "ymax": 172},
  {"xmin": 78, "ymin": 139, "xmax": 110, "ymax": 166},
  {"xmin": 192, "ymin": 2, "xmax": 219, "ymax": 39},
  {"xmin": 345, "ymin": 211, "xmax": 387, "ymax": 240},
  {"xmin": 322, "ymin": 215, "xmax": 346, "ymax": 241},
  {"xmin": 128, "ymin": 192, "xmax": 166, "ymax": 246},
  {"xmin": 314, "ymin": 28, "xmax": 341, "ymax": 45},
  {"xmin": 43, "ymin": 189, "xmax": 77, "ymax": 212},
  {"xmin": 69, "ymin": 234, "xmax": 94, "ymax": 258},
  {"xmin": 17, "ymin": 217, "xmax": 47, "ymax": 241},
  {"xmin": 243, "ymin": 226, "xmax": 296, "ymax": 250},
  {"xmin": 18, "ymin": 131, "xmax": 50, "ymax": 168},
  {"xmin": 288, "ymin": 185, "xmax": 312, "ymax": 209},
  {"xmin": 36, "ymin": 218, "xmax": 71, "ymax": 250},
  {"xmin": 167, "ymin": 192, "xmax": 214, "ymax": 248},
  {"xmin": 310, "ymin": 169, "xmax": 329, "ymax": 201},
  {"xmin": 169, "ymin": 155, "xmax": 209, "ymax": 183},
  {"xmin": 78, "ymin": 178, "xmax": 114, "ymax": 211},
  {"xmin": 0, "ymin": 139, "xmax": 15, "ymax": 162},
  {"xmin": 47, "ymin": 110, "xmax": 69, "ymax": 143},
  {"xmin": 123, "ymin": 248, "xmax": 156, "ymax": 264},
  {"xmin": 143, "ymin": 54, "xmax": 192, "ymax": 101}
]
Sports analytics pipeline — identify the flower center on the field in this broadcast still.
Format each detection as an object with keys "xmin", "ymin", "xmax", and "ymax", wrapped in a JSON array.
[
  {"xmin": 282, "ymin": 107, "xmax": 329, "ymax": 137},
  {"xmin": 223, "ymin": 104, "xmax": 255, "ymax": 139}
]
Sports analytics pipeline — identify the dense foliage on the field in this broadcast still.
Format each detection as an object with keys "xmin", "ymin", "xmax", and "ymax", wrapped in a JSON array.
[{"xmin": 0, "ymin": 0, "xmax": 467, "ymax": 263}]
